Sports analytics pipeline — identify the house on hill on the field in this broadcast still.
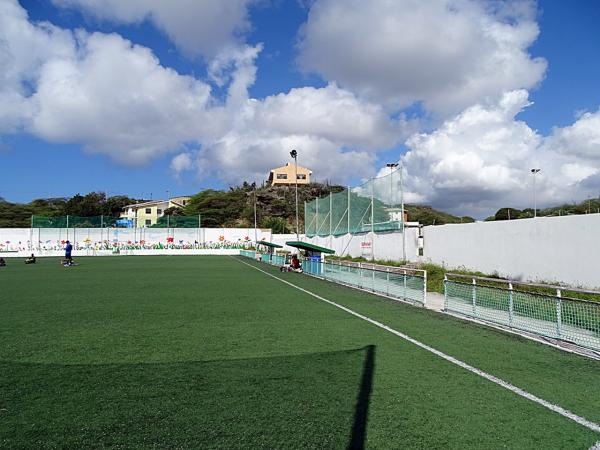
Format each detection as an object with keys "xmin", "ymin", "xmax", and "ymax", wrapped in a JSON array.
[
  {"xmin": 268, "ymin": 163, "xmax": 312, "ymax": 186},
  {"xmin": 120, "ymin": 196, "xmax": 191, "ymax": 227}
]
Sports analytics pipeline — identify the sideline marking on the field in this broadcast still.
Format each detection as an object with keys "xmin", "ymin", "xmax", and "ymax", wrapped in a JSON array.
[{"xmin": 235, "ymin": 257, "xmax": 600, "ymax": 435}]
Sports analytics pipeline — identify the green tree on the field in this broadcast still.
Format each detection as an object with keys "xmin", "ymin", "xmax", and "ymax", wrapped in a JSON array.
[{"xmin": 494, "ymin": 208, "xmax": 522, "ymax": 221}]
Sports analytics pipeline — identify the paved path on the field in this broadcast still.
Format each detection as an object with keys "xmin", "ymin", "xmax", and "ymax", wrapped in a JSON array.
[{"xmin": 426, "ymin": 292, "xmax": 445, "ymax": 311}]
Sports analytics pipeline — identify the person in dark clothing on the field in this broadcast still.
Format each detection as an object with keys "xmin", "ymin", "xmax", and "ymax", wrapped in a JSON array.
[
  {"xmin": 0, "ymin": 257, "xmax": 6, "ymax": 267},
  {"xmin": 63, "ymin": 241, "xmax": 73, "ymax": 266},
  {"xmin": 25, "ymin": 254, "xmax": 36, "ymax": 264}
]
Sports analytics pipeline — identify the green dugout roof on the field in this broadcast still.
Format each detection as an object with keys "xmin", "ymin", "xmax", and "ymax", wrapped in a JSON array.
[
  {"xmin": 285, "ymin": 241, "xmax": 335, "ymax": 254},
  {"xmin": 256, "ymin": 240, "xmax": 283, "ymax": 248}
]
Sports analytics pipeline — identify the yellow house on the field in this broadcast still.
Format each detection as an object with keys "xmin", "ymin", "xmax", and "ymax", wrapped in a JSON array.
[
  {"xmin": 120, "ymin": 196, "xmax": 191, "ymax": 227},
  {"xmin": 268, "ymin": 162, "xmax": 312, "ymax": 186}
]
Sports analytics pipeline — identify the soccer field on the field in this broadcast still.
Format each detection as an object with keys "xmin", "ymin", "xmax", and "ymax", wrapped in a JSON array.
[{"xmin": 1, "ymin": 256, "xmax": 599, "ymax": 449}]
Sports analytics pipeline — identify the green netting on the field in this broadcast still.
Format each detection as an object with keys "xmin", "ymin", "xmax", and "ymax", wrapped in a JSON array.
[
  {"xmin": 31, "ymin": 215, "xmax": 201, "ymax": 228},
  {"xmin": 330, "ymin": 190, "xmax": 348, "ymax": 236},
  {"xmin": 315, "ymin": 196, "xmax": 330, "ymax": 236},
  {"xmin": 305, "ymin": 201, "xmax": 316, "ymax": 237},
  {"xmin": 151, "ymin": 216, "xmax": 200, "ymax": 228},
  {"xmin": 306, "ymin": 167, "xmax": 404, "ymax": 237},
  {"xmin": 32, "ymin": 215, "xmax": 121, "ymax": 228}
]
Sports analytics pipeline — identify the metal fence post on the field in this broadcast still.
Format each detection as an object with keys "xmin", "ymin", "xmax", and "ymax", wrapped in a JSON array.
[
  {"xmin": 386, "ymin": 268, "xmax": 390, "ymax": 296},
  {"xmin": 358, "ymin": 263, "xmax": 362, "ymax": 289},
  {"xmin": 372, "ymin": 267, "xmax": 375, "ymax": 292},
  {"xmin": 508, "ymin": 282, "xmax": 514, "ymax": 328},
  {"xmin": 556, "ymin": 289, "xmax": 562, "ymax": 339},
  {"xmin": 472, "ymin": 277, "xmax": 477, "ymax": 314},
  {"xmin": 443, "ymin": 274, "xmax": 448, "ymax": 310},
  {"xmin": 403, "ymin": 269, "xmax": 407, "ymax": 301},
  {"xmin": 423, "ymin": 269, "xmax": 427, "ymax": 306}
]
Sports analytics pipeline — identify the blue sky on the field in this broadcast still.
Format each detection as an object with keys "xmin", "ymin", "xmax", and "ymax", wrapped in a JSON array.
[{"xmin": 1, "ymin": 0, "xmax": 599, "ymax": 217}]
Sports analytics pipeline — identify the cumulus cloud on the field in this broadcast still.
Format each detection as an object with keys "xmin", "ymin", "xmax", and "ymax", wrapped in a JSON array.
[
  {"xmin": 1, "ymin": 0, "xmax": 402, "ymax": 183},
  {"xmin": 29, "ymin": 32, "xmax": 215, "ymax": 165},
  {"xmin": 3, "ymin": 0, "xmax": 600, "ymax": 216},
  {"xmin": 545, "ymin": 109, "xmax": 600, "ymax": 160},
  {"xmin": 51, "ymin": 0, "xmax": 253, "ymax": 58},
  {"xmin": 170, "ymin": 152, "xmax": 194, "ymax": 177},
  {"xmin": 298, "ymin": 0, "xmax": 547, "ymax": 116},
  {"xmin": 400, "ymin": 91, "xmax": 600, "ymax": 217}
]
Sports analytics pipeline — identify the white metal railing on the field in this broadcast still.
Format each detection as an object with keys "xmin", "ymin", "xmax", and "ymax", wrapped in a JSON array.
[
  {"xmin": 303, "ymin": 259, "xmax": 426, "ymax": 306},
  {"xmin": 444, "ymin": 273, "xmax": 600, "ymax": 351}
]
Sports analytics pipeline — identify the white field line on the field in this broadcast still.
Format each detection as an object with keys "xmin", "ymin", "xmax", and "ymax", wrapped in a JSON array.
[{"xmin": 235, "ymin": 257, "xmax": 600, "ymax": 435}]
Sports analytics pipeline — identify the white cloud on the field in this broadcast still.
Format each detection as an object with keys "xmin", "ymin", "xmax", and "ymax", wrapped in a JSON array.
[
  {"xmin": 170, "ymin": 152, "xmax": 193, "ymax": 177},
  {"xmin": 400, "ymin": 91, "xmax": 600, "ymax": 217},
  {"xmin": 51, "ymin": 0, "xmax": 253, "ymax": 58},
  {"xmin": 1, "ymin": 0, "xmax": 402, "ymax": 183},
  {"xmin": 298, "ymin": 0, "xmax": 547, "ymax": 116},
  {"xmin": 29, "ymin": 31, "xmax": 214, "ymax": 165},
  {"xmin": 545, "ymin": 109, "xmax": 600, "ymax": 160},
  {"xmin": 3, "ymin": 0, "xmax": 600, "ymax": 216},
  {"xmin": 0, "ymin": 0, "xmax": 75, "ymax": 132}
]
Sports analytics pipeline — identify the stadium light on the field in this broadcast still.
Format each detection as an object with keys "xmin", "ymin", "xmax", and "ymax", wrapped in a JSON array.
[
  {"xmin": 386, "ymin": 163, "xmax": 399, "ymax": 208},
  {"xmin": 290, "ymin": 149, "xmax": 299, "ymax": 241},
  {"xmin": 531, "ymin": 169, "xmax": 541, "ymax": 218}
]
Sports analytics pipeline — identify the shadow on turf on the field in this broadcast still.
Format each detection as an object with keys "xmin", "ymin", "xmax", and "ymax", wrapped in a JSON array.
[
  {"xmin": 0, "ymin": 346, "xmax": 376, "ymax": 449},
  {"xmin": 349, "ymin": 344, "xmax": 375, "ymax": 450}
]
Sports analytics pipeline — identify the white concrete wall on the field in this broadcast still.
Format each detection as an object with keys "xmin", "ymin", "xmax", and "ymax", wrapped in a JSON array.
[
  {"xmin": 300, "ymin": 214, "xmax": 600, "ymax": 289},
  {"xmin": 0, "ymin": 228, "xmax": 271, "ymax": 252},
  {"xmin": 300, "ymin": 228, "xmax": 420, "ymax": 262},
  {"xmin": 419, "ymin": 214, "xmax": 600, "ymax": 289}
]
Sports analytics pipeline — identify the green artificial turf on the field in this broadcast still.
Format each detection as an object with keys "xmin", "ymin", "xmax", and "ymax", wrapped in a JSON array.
[{"xmin": 0, "ymin": 255, "xmax": 599, "ymax": 449}]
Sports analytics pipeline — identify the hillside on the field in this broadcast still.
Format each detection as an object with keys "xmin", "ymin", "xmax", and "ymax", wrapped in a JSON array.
[
  {"xmin": 486, "ymin": 198, "xmax": 600, "ymax": 221},
  {"xmin": 404, "ymin": 205, "xmax": 474, "ymax": 226},
  {"xmin": 0, "ymin": 184, "xmax": 469, "ymax": 229}
]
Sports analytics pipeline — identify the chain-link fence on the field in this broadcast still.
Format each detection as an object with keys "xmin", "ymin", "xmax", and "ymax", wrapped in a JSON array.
[
  {"xmin": 305, "ymin": 167, "xmax": 404, "ymax": 237},
  {"xmin": 444, "ymin": 274, "xmax": 600, "ymax": 351}
]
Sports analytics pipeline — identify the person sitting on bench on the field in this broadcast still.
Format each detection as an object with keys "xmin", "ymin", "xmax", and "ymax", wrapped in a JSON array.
[{"xmin": 25, "ymin": 254, "xmax": 36, "ymax": 264}]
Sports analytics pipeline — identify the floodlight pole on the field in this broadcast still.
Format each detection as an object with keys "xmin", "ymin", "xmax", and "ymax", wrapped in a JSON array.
[
  {"xmin": 290, "ymin": 149, "xmax": 299, "ymax": 241},
  {"xmin": 531, "ymin": 168, "xmax": 541, "ymax": 218}
]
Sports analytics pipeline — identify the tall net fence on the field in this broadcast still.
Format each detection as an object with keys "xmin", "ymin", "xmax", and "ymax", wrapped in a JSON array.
[
  {"xmin": 151, "ymin": 216, "xmax": 200, "ymax": 228},
  {"xmin": 305, "ymin": 167, "xmax": 403, "ymax": 237},
  {"xmin": 444, "ymin": 274, "xmax": 600, "ymax": 351},
  {"xmin": 32, "ymin": 215, "xmax": 121, "ymax": 228},
  {"xmin": 31, "ymin": 215, "xmax": 201, "ymax": 228}
]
